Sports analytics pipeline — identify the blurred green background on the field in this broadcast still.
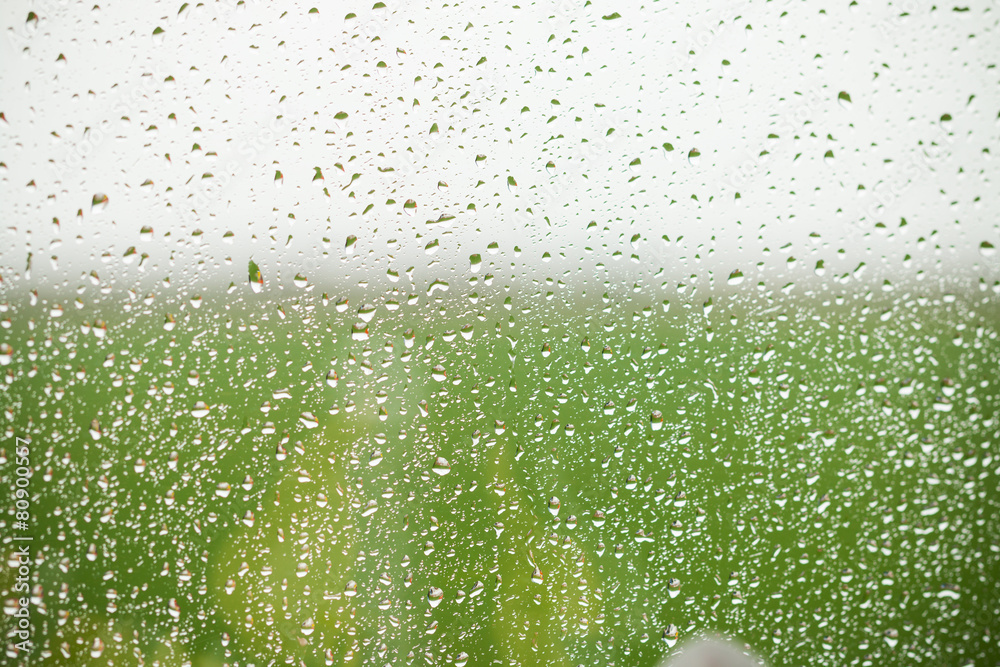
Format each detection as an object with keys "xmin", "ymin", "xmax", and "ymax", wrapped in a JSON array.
[{"xmin": 2, "ymin": 279, "xmax": 998, "ymax": 666}]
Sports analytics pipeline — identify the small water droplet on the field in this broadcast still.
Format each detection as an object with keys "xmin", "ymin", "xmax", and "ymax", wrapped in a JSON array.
[
  {"xmin": 248, "ymin": 259, "xmax": 263, "ymax": 293},
  {"xmin": 548, "ymin": 496, "xmax": 560, "ymax": 516},
  {"xmin": 91, "ymin": 193, "xmax": 108, "ymax": 213}
]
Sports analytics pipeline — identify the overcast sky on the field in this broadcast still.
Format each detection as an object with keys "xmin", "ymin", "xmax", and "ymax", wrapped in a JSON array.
[{"xmin": 2, "ymin": 0, "xmax": 997, "ymax": 295}]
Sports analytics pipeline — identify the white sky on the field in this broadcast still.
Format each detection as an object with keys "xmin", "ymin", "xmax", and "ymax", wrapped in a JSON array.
[{"xmin": 1, "ymin": 0, "xmax": 998, "ymax": 295}]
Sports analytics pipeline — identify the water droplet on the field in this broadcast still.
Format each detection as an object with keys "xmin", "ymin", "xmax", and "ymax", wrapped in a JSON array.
[
  {"xmin": 548, "ymin": 496, "xmax": 561, "ymax": 516},
  {"xmin": 91, "ymin": 193, "xmax": 108, "ymax": 213},
  {"xmin": 432, "ymin": 457, "xmax": 451, "ymax": 475},
  {"xmin": 248, "ymin": 259, "xmax": 263, "ymax": 293},
  {"xmin": 662, "ymin": 624, "xmax": 679, "ymax": 648}
]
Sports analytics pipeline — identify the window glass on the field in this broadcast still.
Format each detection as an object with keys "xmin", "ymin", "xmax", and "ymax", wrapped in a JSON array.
[{"xmin": 2, "ymin": 1, "xmax": 998, "ymax": 666}]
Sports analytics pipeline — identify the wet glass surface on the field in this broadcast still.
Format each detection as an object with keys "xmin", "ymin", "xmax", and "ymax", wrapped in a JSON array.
[{"xmin": 1, "ymin": 1, "xmax": 999, "ymax": 665}]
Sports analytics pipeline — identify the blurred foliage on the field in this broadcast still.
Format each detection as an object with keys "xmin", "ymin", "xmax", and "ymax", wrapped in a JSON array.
[{"xmin": 1, "ymin": 284, "xmax": 999, "ymax": 666}]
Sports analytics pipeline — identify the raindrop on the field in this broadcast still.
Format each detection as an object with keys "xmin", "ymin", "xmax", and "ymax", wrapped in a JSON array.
[{"xmin": 248, "ymin": 259, "xmax": 263, "ymax": 293}]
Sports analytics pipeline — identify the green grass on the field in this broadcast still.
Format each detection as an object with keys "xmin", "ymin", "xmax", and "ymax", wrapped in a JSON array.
[{"xmin": 1, "ymin": 281, "xmax": 998, "ymax": 666}]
